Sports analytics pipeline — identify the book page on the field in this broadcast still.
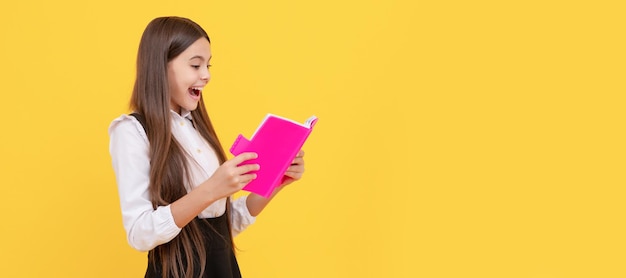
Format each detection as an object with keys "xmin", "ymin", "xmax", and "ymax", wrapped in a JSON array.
[{"xmin": 250, "ymin": 114, "xmax": 317, "ymax": 139}]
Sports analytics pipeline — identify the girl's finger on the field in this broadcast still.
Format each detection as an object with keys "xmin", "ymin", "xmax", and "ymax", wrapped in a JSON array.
[
  {"xmin": 238, "ymin": 163, "xmax": 260, "ymax": 174},
  {"xmin": 231, "ymin": 152, "xmax": 258, "ymax": 165},
  {"xmin": 291, "ymin": 156, "xmax": 304, "ymax": 166},
  {"xmin": 284, "ymin": 171, "xmax": 303, "ymax": 179},
  {"xmin": 286, "ymin": 164, "xmax": 304, "ymax": 174},
  {"xmin": 240, "ymin": 173, "xmax": 257, "ymax": 184}
]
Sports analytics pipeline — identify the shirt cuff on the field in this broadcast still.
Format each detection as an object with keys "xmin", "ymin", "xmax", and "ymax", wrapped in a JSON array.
[{"xmin": 128, "ymin": 204, "xmax": 182, "ymax": 252}]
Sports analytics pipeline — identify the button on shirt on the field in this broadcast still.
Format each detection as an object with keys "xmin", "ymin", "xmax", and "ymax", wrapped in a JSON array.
[{"xmin": 109, "ymin": 110, "xmax": 255, "ymax": 252}]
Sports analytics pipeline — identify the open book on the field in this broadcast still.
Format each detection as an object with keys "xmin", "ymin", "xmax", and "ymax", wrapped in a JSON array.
[{"xmin": 229, "ymin": 114, "xmax": 318, "ymax": 198}]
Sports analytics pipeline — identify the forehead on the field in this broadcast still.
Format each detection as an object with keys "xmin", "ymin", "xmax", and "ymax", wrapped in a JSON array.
[{"xmin": 180, "ymin": 37, "xmax": 211, "ymax": 59}]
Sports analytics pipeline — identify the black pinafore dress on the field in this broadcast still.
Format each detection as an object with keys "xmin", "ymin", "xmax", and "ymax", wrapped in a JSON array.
[{"xmin": 144, "ymin": 213, "xmax": 242, "ymax": 278}]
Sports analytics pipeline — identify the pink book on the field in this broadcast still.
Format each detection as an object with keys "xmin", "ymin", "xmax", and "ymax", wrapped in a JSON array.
[{"xmin": 230, "ymin": 114, "xmax": 318, "ymax": 198}]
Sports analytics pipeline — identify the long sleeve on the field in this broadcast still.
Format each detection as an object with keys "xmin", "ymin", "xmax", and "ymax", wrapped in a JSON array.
[
  {"xmin": 230, "ymin": 196, "xmax": 256, "ymax": 236},
  {"xmin": 109, "ymin": 115, "xmax": 182, "ymax": 252}
]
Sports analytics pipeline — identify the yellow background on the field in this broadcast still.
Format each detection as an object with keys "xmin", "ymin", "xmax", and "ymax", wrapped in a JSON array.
[{"xmin": 0, "ymin": 0, "xmax": 624, "ymax": 277}]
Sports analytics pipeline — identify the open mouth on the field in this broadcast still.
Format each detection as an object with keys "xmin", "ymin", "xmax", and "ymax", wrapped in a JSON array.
[{"xmin": 189, "ymin": 87, "xmax": 202, "ymax": 97}]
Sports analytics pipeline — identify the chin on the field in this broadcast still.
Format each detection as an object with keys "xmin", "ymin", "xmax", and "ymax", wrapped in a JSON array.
[{"xmin": 186, "ymin": 104, "xmax": 199, "ymax": 111}]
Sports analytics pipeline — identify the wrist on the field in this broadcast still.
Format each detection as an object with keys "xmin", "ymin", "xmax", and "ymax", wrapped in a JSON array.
[
  {"xmin": 196, "ymin": 179, "xmax": 219, "ymax": 205},
  {"xmin": 274, "ymin": 185, "xmax": 286, "ymax": 193}
]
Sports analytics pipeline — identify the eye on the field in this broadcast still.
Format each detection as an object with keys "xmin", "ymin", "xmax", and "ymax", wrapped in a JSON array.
[
  {"xmin": 191, "ymin": 65, "xmax": 201, "ymax": 69},
  {"xmin": 207, "ymin": 64, "xmax": 212, "ymax": 69}
]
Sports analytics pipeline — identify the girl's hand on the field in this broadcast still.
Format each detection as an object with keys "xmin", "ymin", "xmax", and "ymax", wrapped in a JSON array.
[
  {"xmin": 204, "ymin": 152, "xmax": 259, "ymax": 200},
  {"xmin": 280, "ymin": 150, "xmax": 305, "ymax": 187},
  {"xmin": 245, "ymin": 150, "xmax": 306, "ymax": 217}
]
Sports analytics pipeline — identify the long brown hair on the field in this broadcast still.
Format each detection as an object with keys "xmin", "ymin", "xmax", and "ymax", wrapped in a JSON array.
[{"xmin": 130, "ymin": 16, "xmax": 231, "ymax": 278}]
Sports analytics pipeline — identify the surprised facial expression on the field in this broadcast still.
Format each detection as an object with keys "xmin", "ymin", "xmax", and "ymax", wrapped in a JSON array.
[{"xmin": 167, "ymin": 37, "xmax": 212, "ymax": 114}]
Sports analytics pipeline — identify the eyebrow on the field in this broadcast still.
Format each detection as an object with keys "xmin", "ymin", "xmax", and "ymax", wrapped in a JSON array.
[{"xmin": 189, "ymin": 55, "xmax": 212, "ymax": 61}]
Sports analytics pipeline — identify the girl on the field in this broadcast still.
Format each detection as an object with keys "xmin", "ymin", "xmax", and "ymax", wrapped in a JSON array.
[{"xmin": 108, "ymin": 16, "xmax": 305, "ymax": 278}]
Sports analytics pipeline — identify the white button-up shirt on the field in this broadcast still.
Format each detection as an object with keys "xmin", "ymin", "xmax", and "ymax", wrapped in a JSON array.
[{"xmin": 109, "ymin": 110, "xmax": 255, "ymax": 252}]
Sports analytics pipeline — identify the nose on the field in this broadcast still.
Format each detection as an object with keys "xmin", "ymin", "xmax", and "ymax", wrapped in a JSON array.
[{"xmin": 201, "ymin": 67, "xmax": 211, "ymax": 81}]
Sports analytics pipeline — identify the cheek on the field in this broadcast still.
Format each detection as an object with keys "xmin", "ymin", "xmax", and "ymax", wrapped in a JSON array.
[{"xmin": 167, "ymin": 69, "xmax": 178, "ymax": 89}]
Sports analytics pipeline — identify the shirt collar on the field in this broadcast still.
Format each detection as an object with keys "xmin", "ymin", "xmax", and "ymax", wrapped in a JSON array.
[{"xmin": 170, "ymin": 109, "xmax": 194, "ymax": 121}]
